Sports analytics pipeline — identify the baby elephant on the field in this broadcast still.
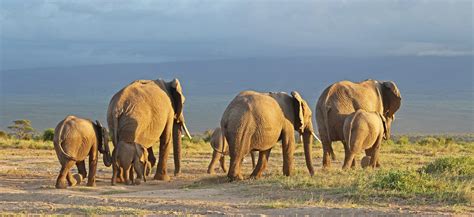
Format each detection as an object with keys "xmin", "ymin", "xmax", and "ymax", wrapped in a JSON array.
[
  {"xmin": 207, "ymin": 127, "xmax": 256, "ymax": 174},
  {"xmin": 54, "ymin": 115, "xmax": 112, "ymax": 189},
  {"xmin": 342, "ymin": 110, "xmax": 389, "ymax": 169}
]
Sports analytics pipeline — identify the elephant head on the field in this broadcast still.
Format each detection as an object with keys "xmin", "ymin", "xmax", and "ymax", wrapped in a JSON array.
[
  {"xmin": 168, "ymin": 78, "xmax": 191, "ymax": 175},
  {"xmin": 380, "ymin": 81, "xmax": 401, "ymax": 139},
  {"xmin": 291, "ymin": 91, "xmax": 315, "ymax": 176},
  {"xmin": 95, "ymin": 120, "xmax": 112, "ymax": 167},
  {"xmin": 381, "ymin": 81, "xmax": 401, "ymax": 118}
]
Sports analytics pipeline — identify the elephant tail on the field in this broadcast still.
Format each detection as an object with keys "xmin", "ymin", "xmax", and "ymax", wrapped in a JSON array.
[
  {"xmin": 55, "ymin": 121, "xmax": 77, "ymax": 161},
  {"xmin": 112, "ymin": 113, "xmax": 120, "ymax": 147},
  {"xmin": 346, "ymin": 111, "xmax": 360, "ymax": 154}
]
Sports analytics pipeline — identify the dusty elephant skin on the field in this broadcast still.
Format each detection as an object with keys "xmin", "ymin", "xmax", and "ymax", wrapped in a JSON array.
[
  {"xmin": 342, "ymin": 110, "xmax": 390, "ymax": 169},
  {"xmin": 207, "ymin": 127, "xmax": 256, "ymax": 174},
  {"xmin": 221, "ymin": 91, "xmax": 316, "ymax": 181},
  {"xmin": 315, "ymin": 79, "xmax": 401, "ymax": 168},
  {"xmin": 53, "ymin": 115, "xmax": 112, "ymax": 189},
  {"xmin": 107, "ymin": 78, "xmax": 191, "ymax": 186}
]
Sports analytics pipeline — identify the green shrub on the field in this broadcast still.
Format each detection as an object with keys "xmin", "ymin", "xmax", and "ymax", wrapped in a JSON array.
[
  {"xmin": 7, "ymin": 119, "xmax": 36, "ymax": 140},
  {"xmin": 417, "ymin": 137, "xmax": 441, "ymax": 146},
  {"xmin": 42, "ymin": 128, "xmax": 55, "ymax": 141},
  {"xmin": 371, "ymin": 170, "xmax": 438, "ymax": 193},
  {"xmin": 421, "ymin": 157, "xmax": 474, "ymax": 177},
  {"xmin": 397, "ymin": 136, "xmax": 410, "ymax": 145}
]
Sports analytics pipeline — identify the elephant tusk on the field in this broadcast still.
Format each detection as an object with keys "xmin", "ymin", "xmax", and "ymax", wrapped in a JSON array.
[
  {"xmin": 182, "ymin": 122, "xmax": 192, "ymax": 139},
  {"xmin": 312, "ymin": 132, "xmax": 322, "ymax": 143},
  {"xmin": 299, "ymin": 135, "xmax": 303, "ymax": 143}
]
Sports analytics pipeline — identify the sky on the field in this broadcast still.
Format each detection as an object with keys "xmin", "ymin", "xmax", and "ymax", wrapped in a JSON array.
[{"xmin": 0, "ymin": 0, "xmax": 472, "ymax": 70}]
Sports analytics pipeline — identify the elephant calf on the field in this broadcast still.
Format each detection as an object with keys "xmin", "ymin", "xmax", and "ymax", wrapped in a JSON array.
[
  {"xmin": 54, "ymin": 115, "xmax": 112, "ymax": 189},
  {"xmin": 207, "ymin": 127, "xmax": 256, "ymax": 174},
  {"xmin": 342, "ymin": 110, "xmax": 389, "ymax": 169}
]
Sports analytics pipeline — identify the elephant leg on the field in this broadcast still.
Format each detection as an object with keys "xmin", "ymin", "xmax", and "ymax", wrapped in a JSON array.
[
  {"xmin": 369, "ymin": 137, "xmax": 383, "ymax": 168},
  {"xmin": 322, "ymin": 140, "xmax": 332, "ymax": 169},
  {"xmin": 282, "ymin": 132, "xmax": 296, "ymax": 176},
  {"xmin": 111, "ymin": 163, "xmax": 118, "ymax": 186},
  {"xmin": 154, "ymin": 125, "xmax": 172, "ymax": 181},
  {"xmin": 76, "ymin": 161, "xmax": 87, "ymax": 180},
  {"xmin": 207, "ymin": 150, "xmax": 221, "ymax": 174},
  {"xmin": 351, "ymin": 158, "xmax": 357, "ymax": 169},
  {"xmin": 86, "ymin": 150, "xmax": 98, "ymax": 187},
  {"xmin": 129, "ymin": 167, "xmax": 134, "ymax": 184},
  {"xmin": 132, "ymin": 160, "xmax": 144, "ymax": 185},
  {"xmin": 66, "ymin": 171, "xmax": 77, "ymax": 187},
  {"xmin": 250, "ymin": 151, "xmax": 256, "ymax": 169},
  {"xmin": 228, "ymin": 150, "xmax": 244, "ymax": 181},
  {"xmin": 250, "ymin": 149, "xmax": 272, "ymax": 179},
  {"xmin": 365, "ymin": 147, "xmax": 381, "ymax": 167},
  {"xmin": 123, "ymin": 164, "xmax": 132, "ymax": 185},
  {"xmin": 56, "ymin": 160, "xmax": 75, "ymax": 189},
  {"xmin": 219, "ymin": 155, "xmax": 227, "ymax": 173},
  {"xmin": 342, "ymin": 151, "xmax": 357, "ymax": 170}
]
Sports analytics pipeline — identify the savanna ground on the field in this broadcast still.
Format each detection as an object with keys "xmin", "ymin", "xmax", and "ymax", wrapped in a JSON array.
[{"xmin": 0, "ymin": 135, "xmax": 473, "ymax": 216}]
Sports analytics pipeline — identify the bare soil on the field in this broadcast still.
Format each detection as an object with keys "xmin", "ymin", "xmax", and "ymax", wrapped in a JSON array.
[{"xmin": 0, "ymin": 148, "xmax": 465, "ymax": 216}]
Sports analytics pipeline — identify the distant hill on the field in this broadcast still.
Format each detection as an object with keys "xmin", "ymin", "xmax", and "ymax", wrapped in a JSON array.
[{"xmin": 1, "ymin": 56, "xmax": 472, "ymax": 133}]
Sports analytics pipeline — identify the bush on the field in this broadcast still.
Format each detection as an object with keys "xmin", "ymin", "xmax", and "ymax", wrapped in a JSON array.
[
  {"xmin": 0, "ymin": 131, "xmax": 9, "ymax": 139},
  {"xmin": 421, "ymin": 157, "xmax": 474, "ymax": 177},
  {"xmin": 42, "ymin": 128, "xmax": 55, "ymax": 141},
  {"xmin": 417, "ymin": 137, "xmax": 441, "ymax": 146},
  {"xmin": 371, "ymin": 170, "xmax": 439, "ymax": 193},
  {"xmin": 397, "ymin": 136, "xmax": 410, "ymax": 145}
]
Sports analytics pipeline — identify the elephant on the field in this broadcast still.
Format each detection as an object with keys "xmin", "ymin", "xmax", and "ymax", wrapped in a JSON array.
[
  {"xmin": 342, "ymin": 110, "xmax": 390, "ymax": 169},
  {"xmin": 315, "ymin": 79, "xmax": 401, "ymax": 168},
  {"xmin": 107, "ymin": 78, "xmax": 191, "ymax": 185},
  {"xmin": 53, "ymin": 115, "xmax": 112, "ymax": 189},
  {"xmin": 207, "ymin": 127, "xmax": 256, "ymax": 174},
  {"xmin": 221, "ymin": 91, "xmax": 318, "ymax": 181}
]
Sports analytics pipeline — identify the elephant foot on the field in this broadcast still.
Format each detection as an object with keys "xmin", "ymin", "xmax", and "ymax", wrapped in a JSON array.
[
  {"xmin": 361, "ymin": 156, "xmax": 371, "ymax": 169},
  {"xmin": 174, "ymin": 171, "xmax": 181, "ymax": 177},
  {"xmin": 55, "ymin": 180, "xmax": 68, "ymax": 189},
  {"xmin": 68, "ymin": 178, "xmax": 77, "ymax": 187},
  {"xmin": 228, "ymin": 174, "xmax": 244, "ymax": 182},
  {"xmin": 249, "ymin": 174, "xmax": 262, "ymax": 180},
  {"xmin": 207, "ymin": 169, "xmax": 215, "ymax": 175},
  {"xmin": 154, "ymin": 173, "xmax": 171, "ymax": 182},
  {"xmin": 86, "ymin": 181, "xmax": 96, "ymax": 187},
  {"xmin": 125, "ymin": 180, "xmax": 133, "ymax": 185},
  {"xmin": 73, "ymin": 174, "xmax": 83, "ymax": 185},
  {"xmin": 134, "ymin": 178, "xmax": 142, "ymax": 185}
]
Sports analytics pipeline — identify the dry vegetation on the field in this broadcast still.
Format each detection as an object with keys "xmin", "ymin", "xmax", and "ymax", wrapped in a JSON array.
[{"xmin": 0, "ymin": 134, "xmax": 472, "ymax": 215}]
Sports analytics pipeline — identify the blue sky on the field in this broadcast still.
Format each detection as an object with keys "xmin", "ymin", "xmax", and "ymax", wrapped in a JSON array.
[{"xmin": 1, "ymin": 0, "xmax": 472, "ymax": 70}]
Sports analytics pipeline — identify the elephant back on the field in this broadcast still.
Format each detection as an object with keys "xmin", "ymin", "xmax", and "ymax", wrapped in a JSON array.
[{"xmin": 54, "ymin": 115, "xmax": 96, "ymax": 162}]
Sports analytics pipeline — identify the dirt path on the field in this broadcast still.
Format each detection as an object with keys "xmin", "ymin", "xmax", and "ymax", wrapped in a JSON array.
[{"xmin": 0, "ymin": 148, "xmax": 457, "ymax": 215}]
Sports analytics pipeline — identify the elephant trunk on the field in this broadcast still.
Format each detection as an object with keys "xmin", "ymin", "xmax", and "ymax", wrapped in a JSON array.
[
  {"xmin": 102, "ymin": 140, "xmax": 112, "ymax": 167},
  {"xmin": 302, "ymin": 130, "xmax": 315, "ymax": 176},
  {"xmin": 173, "ymin": 122, "xmax": 182, "ymax": 175}
]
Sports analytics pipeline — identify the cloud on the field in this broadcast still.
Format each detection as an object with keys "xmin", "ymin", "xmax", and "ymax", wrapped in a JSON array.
[{"xmin": 0, "ymin": 0, "xmax": 472, "ymax": 69}]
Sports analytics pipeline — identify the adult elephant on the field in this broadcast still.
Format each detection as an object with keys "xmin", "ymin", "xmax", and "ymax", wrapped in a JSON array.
[
  {"xmin": 107, "ymin": 78, "xmax": 191, "ymax": 184},
  {"xmin": 221, "ymin": 91, "xmax": 318, "ymax": 181},
  {"xmin": 315, "ymin": 79, "xmax": 401, "ymax": 168}
]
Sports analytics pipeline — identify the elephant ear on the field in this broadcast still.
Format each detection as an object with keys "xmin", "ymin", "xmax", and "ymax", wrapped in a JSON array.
[
  {"xmin": 377, "ymin": 113, "xmax": 388, "ymax": 140},
  {"xmin": 382, "ymin": 81, "xmax": 401, "ymax": 117},
  {"xmin": 170, "ymin": 78, "xmax": 185, "ymax": 123},
  {"xmin": 95, "ymin": 120, "xmax": 105, "ymax": 154},
  {"xmin": 291, "ymin": 91, "xmax": 305, "ymax": 133}
]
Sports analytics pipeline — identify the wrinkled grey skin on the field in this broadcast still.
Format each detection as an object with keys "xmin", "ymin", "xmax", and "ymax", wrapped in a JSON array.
[
  {"xmin": 342, "ymin": 110, "xmax": 390, "ymax": 169},
  {"xmin": 315, "ymin": 79, "xmax": 401, "ymax": 168},
  {"xmin": 107, "ymin": 78, "xmax": 191, "ymax": 185},
  {"xmin": 54, "ymin": 115, "xmax": 111, "ymax": 189},
  {"xmin": 207, "ymin": 127, "xmax": 256, "ymax": 174},
  {"xmin": 221, "ymin": 91, "xmax": 316, "ymax": 181}
]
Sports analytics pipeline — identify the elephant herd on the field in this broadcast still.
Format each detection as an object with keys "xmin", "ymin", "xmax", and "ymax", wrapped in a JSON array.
[{"xmin": 53, "ymin": 78, "xmax": 401, "ymax": 188}]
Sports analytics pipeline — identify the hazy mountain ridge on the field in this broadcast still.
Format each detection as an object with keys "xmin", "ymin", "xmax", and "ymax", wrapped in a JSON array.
[{"xmin": 1, "ymin": 56, "xmax": 472, "ymax": 133}]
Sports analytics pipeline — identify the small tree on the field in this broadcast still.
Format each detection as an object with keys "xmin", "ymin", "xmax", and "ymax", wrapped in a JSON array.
[
  {"xmin": 7, "ymin": 119, "xmax": 36, "ymax": 140},
  {"xmin": 42, "ymin": 128, "xmax": 55, "ymax": 141}
]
